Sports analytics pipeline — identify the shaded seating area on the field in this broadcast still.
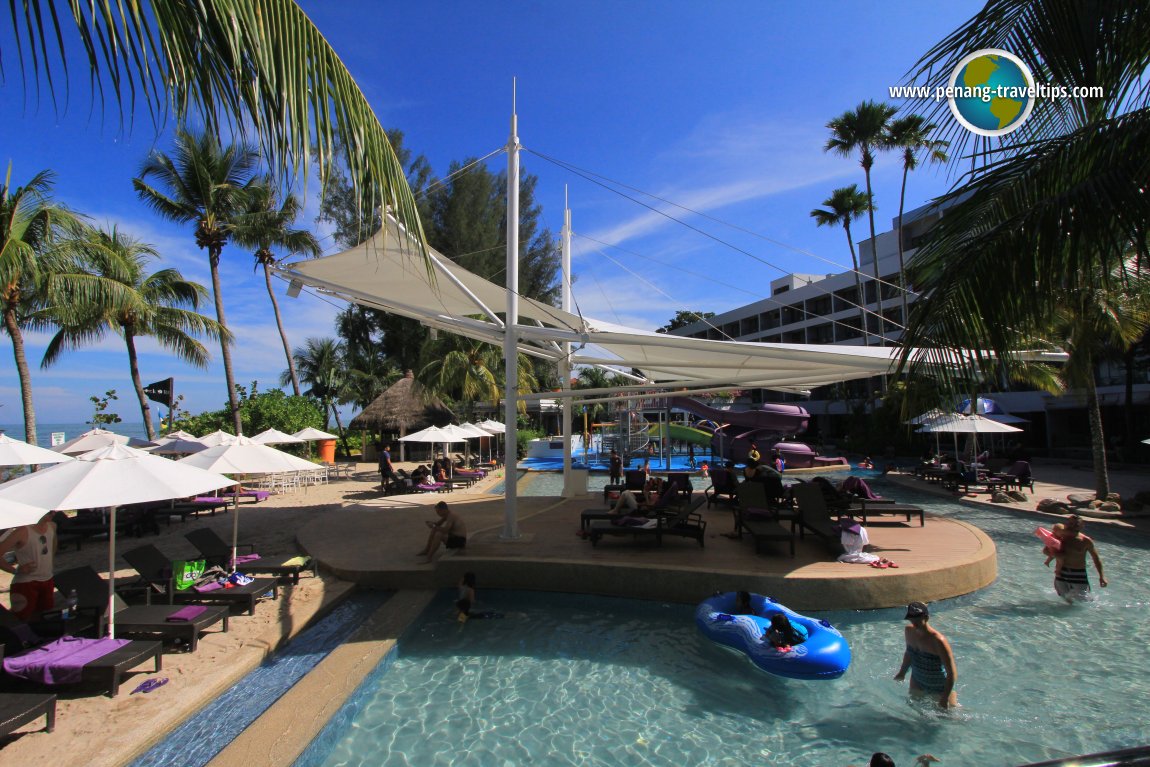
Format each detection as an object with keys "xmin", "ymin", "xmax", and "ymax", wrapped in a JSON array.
[
  {"xmin": 183, "ymin": 528, "xmax": 314, "ymax": 584},
  {"xmin": 587, "ymin": 495, "xmax": 707, "ymax": 547},
  {"xmin": 989, "ymin": 460, "xmax": 1035, "ymax": 493},
  {"xmin": 54, "ymin": 506, "xmax": 161, "ymax": 551},
  {"xmin": 53, "ymin": 566, "xmax": 231, "ymax": 652},
  {"xmin": 122, "ymin": 545, "xmax": 279, "ymax": 616}
]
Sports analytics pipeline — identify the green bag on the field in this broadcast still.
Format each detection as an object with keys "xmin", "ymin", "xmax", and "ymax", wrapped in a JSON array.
[{"xmin": 172, "ymin": 558, "xmax": 207, "ymax": 591}]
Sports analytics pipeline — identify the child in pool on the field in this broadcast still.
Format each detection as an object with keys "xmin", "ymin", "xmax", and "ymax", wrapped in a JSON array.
[{"xmin": 765, "ymin": 612, "xmax": 808, "ymax": 650}]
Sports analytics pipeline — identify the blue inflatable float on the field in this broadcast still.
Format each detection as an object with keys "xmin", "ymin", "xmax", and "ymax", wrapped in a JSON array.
[{"xmin": 695, "ymin": 592, "xmax": 851, "ymax": 680}]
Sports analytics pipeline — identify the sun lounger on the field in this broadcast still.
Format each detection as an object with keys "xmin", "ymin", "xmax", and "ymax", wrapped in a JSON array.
[
  {"xmin": 0, "ymin": 692, "xmax": 56, "ymax": 736},
  {"xmin": 122, "ymin": 545, "xmax": 279, "ymax": 616},
  {"xmin": 587, "ymin": 496, "xmax": 707, "ymax": 547},
  {"xmin": 704, "ymin": 468, "xmax": 740, "ymax": 507},
  {"xmin": 53, "ymin": 566, "xmax": 230, "ymax": 651},
  {"xmin": 1, "ymin": 636, "xmax": 162, "ymax": 698},
  {"xmin": 791, "ymin": 483, "xmax": 846, "ymax": 556},
  {"xmin": 849, "ymin": 498, "xmax": 925, "ymax": 526},
  {"xmin": 183, "ymin": 528, "xmax": 314, "ymax": 584},
  {"xmin": 235, "ymin": 490, "xmax": 271, "ymax": 503},
  {"xmin": 733, "ymin": 482, "xmax": 799, "ymax": 551},
  {"xmin": 413, "ymin": 482, "xmax": 447, "ymax": 493}
]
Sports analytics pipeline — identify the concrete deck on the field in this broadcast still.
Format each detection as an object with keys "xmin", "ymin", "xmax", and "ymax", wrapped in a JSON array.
[{"xmin": 299, "ymin": 485, "xmax": 997, "ymax": 611}]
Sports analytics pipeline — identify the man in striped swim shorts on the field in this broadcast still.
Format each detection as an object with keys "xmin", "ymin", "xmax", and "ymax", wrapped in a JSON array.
[{"xmin": 1053, "ymin": 514, "xmax": 1108, "ymax": 603}]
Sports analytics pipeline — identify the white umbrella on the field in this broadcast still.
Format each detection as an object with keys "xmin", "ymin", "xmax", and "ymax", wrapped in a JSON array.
[
  {"xmin": 0, "ymin": 498, "xmax": 54, "ymax": 528},
  {"xmin": 921, "ymin": 414, "xmax": 1021, "ymax": 465},
  {"xmin": 147, "ymin": 438, "xmax": 208, "ymax": 456},
  {"xmin": 0, "ymin": 434, "xmax": 76, "ymax": 467},
  {"xmin": 0, "ymin": 443, "xmax": 233, "ymax": 637},
  {"xmin": 198, "ymin": 430, "xmax": 240, "ymax": 447},
  {"xmin": 292, "ymin": 427, "xmax": 338, "ymax": 441},
  {"xmin": 399, "ymin": 425, "xmax": 461, "ymax": 466},
  {"xmin": 476, "ymin": 419, "xmax": 506, "ymax": 464},
  {"xmin": 52, "ymin": 428, "xmax": 157, "ymax": 455},
  {"xmin": 904, "ymin": 408, "xmax": 950, "ymax": 426},
  {"xmin": 458, "ymin": 422, "xmax": 495, "ymax": 463},
  {"xmin": 178, "ymin": 436, "xmax": 319, "ymax": 570},
  {"xmin": 251, "ymin": 428, "xmax": 305, "ymax": 445},
  {"xmin": 155, "ymin": 430, "xmax": 199, "ymax": 442}
]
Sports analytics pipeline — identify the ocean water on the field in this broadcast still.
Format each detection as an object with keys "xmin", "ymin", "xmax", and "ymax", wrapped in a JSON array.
[{"xmin": 0, "ymin": 422, "xmax": 152, "ymax": 446}]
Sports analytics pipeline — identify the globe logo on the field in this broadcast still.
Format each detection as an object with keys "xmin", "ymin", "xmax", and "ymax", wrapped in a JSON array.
[{"xmin": 947, "ymin": 48, "xmax": 1035, "ymax": 137}]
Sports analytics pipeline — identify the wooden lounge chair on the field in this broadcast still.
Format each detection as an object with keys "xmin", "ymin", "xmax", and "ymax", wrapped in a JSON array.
[
  {"xmin": 53, "ymin": 566, "xmax": 231, "ymax": 652},
  {"xmin": 733, "ymin": 482, "xmax": 798, "ymax": 553},
  {"xmin": 991, "ymin": 460, "xmax": 1035, "ymax": 493},
  {"xmin": 121, "ymin": 545, "xmax": 278, "ymax": 616},
  {"xmin": 0, "ymin": 691, "xmax": 56, "ymax": 736},
  {"xmin": 849, "ymin": 498, "xmax": 925, "ymax": 526},
  {"xmin": 183, "ymin": 528, "xmax": 314, "ymax": 584},
  {"xmin": 790, "ymin": 483, "xmax": 846, "ymax": 556}
]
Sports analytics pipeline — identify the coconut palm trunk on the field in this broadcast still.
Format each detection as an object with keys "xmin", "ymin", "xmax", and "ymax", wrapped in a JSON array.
[
  {"xmin": 209, "ymin": 249, "xmax": 242, "ymax": 434},
  {"xmin": 862, "ymin": 168, "xmax": 883, "ymax": 341},
  {"xmin": 263, "ymin": 260, "xmax": 301, "ymax": 395},
  {"xmin": 122, "ymin": 327, "xmax": 156, "ymax": 441},
  {"xmin": 896, "ymin": 167, "xmax": 911, "ymax": 324},
  {"xmin": 1084, "ymin": 373, "xmax": 1110, "ymax": 499},
  {"xmin": 3, "ymin": 302, "xmax": 37, "ymax": 445},
  {"xmin": 843, "ymin": 222, "xmax": 869, "ymax": 345}
]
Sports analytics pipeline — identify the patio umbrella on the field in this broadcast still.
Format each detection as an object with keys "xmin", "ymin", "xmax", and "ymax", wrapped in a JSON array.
[
  {"xmin": 52, "ymin": 428, "xmax": 157, "ymax": 455},
  {"xmin": 155, "ymin": 430, "xmax": 199, "ymax": 442},
  {"xmin": 904, "ymin": 408, "xmax": 950, "ymax": 426},
  {"xmin": 399, "ymin": 425, "xmax": 457, "ymax": 466},
  {"xmin": 0, "ymin": 434, "xmax": 75, "ymax": 466},
  {"xmin": 477, "ymin": 419, "xmax": 506, "ymax": 464},
  {"xmin": 291, "ymin": 427, "xmax": 338, "ymax": 441},
  {"xmin": 251, "ymin": 428, "xmax": 305, "ymax": 445},
  {"xmin": 0, "ymin": 443, "xmax": 233, "ymax": 637},
  {"xmin": 957, "ymin": 397, "xmax": 1005, "ymax": 415},
  {"xmin": 458, "ymin": 422, "xmax": 495, "ymax": 463},
  {"xmin": 177, "ymin": 436, "xmax": 319, "ymax": 571},
  {"xmin": 0, "ymin": 498, "xmax": 54, "ymax": 528},
  {"xmin": 921, "ymin": 414, "xmax": 1022, "ymax": 465},
  {"xmin": 147, "ymin": 438, "xmax": 208, "ymax": 456},
  {"xmin": 198, "ymin": 430, "xmax": 240, "ymax": 447}
]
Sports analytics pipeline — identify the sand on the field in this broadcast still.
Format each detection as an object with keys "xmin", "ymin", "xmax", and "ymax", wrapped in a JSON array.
[{"xmin": 0, "ymin": 457, "xmax": 1145, "ymax": 765}]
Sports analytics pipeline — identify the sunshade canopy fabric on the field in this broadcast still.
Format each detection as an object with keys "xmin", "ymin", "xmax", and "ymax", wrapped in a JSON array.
[
  {"xmin": 177, "ymin": 436, "xmax": 318, "ymax": 474},
  {"xmin": 0, "ymin": 443, "xmax": 233, "ymax": 509},
  {"xmin": 251, "ymin": 428, "xmax": 305, "ymax": 445},
  {"xmin": 0, "ymin": 434, "xmax": 75, "ymax": 466},
  {"xmin": 275, "ymin": 219, "xmax": 921, "ymax": 394},
  {"xmin": 52, "ymin": 429, "xmax": 156, "ymax": 455},
  {"xmin": 292, "ymin": 427, "xmax": 339, "ymax": 441},
  {"xmin": 919, "ymin": 414, "xmax": 1022, "ymax": 434},
  {"xmin": 0, "ymin": 498, "xmax": 54, "ymax": 528}
]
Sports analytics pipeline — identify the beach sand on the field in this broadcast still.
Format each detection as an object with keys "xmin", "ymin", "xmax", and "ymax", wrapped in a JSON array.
[{"xmin": 0, "ymin": 458, "xmax": 1146, "ymax": 765}]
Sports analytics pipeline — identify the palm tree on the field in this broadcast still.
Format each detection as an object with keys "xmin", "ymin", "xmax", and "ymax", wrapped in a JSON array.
[
  {"xmin": 419, "ymin": 336, "xmax": 502, "ymax": 420},
  {"xmin": 134, "ymin": 130, "xmax": 258, "ymax": 434},
  {"xmin": 825, "ymin": 101, "xmax": 898, "ymax": 343},
  {"xmin": 810, "ymin": 185, "xmax": 873, "ymax": 344},
  {"xmin": 884, "ymin": 115, "xmax": 949, "ymax": 324},
  {"xmin": 40, "ymin": 226, "xmax": 227, "ymax": 440},
  {"xmin": 1049, "ymin": 259, "xmax": 1150, "ymax": 498},
  {"xmin": 288, "ymin": 337, "xmax": 347, "ymax": 436},
  {"xmin": 574, "ymin": 366, "xmax": 623, "ymax": 425},
  {"xmin": 7, "ymin": 1, "xmax": 425, "ymax": 262},
  {"xmin": 230, "ymin": 180, "xmax": 322, "ymax": 396},
  {"xmin": 896, "ymin": 1, "xmax": 1150, "ymax": 443},
  {"xmin": 0, "ymin": 169, "xmax": 85, "ymax": 444}
]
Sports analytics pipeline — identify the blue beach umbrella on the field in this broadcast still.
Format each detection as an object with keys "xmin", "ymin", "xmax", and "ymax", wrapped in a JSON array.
[{"xmin": 957, "ymin": 397, "xmax": 1005, "ymax": 415}]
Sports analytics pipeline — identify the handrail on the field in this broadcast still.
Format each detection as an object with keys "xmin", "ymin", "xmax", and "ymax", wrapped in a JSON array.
[{"xmin": 1017, "ymin": 745, "xmax": 1150, "ymax": 767}]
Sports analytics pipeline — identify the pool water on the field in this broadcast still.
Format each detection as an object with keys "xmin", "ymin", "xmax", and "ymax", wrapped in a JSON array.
[{"xmin": 295, "ymin": 483, "xmax": 1150, "ymax": 766}]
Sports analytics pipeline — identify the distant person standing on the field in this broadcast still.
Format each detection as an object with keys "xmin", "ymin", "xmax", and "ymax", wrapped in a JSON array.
[
  {"xmin": 772, "ymin": 449, "xmax": 786, "ymax": 473},
  {"xmin": 1052, "ymin": 514, "xmax": 1108, "ymax": 602},
  {"xmin": 378, "ymin": 444, "xmax": 395, "ymax": 487},
  {"xmin": 609, "ymin": 449, "xmax": 623, "ymax": 485},
  {"xmin": 688, "ymin": 443, "xmax": 696, "ymax": 469},
  {"xmin": 747, "ymin": 442, "xmax": 761, "ymax": 464},
  {"xmin": 0, "ymin": 512, "xmax": 57, "ymax": 620},
  {"xmin": 894, "ymin": 601, "xmax": 958, "ymax": 708}
]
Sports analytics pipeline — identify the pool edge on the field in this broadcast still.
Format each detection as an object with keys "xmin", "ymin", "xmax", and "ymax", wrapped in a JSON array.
[{"xmin": 204, "ymin": 589, "xmax": 435, "ymax": 767}]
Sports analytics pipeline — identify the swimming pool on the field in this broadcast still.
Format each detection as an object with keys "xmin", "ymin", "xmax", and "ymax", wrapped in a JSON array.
[{"xmin": 294, "ymin": 483, "xmax": 1150, "ymax": 766}]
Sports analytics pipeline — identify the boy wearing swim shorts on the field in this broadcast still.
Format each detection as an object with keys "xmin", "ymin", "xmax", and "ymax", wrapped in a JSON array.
[{"xmin": 1052, "ymin": 514, "xmax": 1108, "ymax": 602}]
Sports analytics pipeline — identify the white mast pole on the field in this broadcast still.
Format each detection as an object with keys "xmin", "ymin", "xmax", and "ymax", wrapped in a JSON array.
[
  {"xmin": 560, "ymin": 188, "xmax": 576, "ymax": 496},
  {"xmin": 502, "ymin": 81, "xmax": 521, "ymax": 539}
]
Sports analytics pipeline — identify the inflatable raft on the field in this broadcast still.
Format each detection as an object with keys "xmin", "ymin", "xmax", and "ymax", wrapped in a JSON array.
[{"xmin": 695, "ymin": 592, "xmax": 851, "ymax": 680}]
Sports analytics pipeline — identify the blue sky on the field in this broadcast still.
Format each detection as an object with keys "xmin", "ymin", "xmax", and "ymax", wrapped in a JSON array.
[{"xmin": 0, "ymin": 1, "xmax": 984, "ymax": 427}]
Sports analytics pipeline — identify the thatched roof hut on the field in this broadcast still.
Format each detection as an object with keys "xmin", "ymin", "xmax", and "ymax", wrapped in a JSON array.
[{"xmin": 349, "ymin": 371, "xmax": 453, "ymax": 451}]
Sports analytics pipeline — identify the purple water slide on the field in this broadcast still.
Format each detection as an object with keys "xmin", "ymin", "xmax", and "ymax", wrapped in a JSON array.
[{"xmin": 668, "ymin": 397, "xmax": 810, "ymax": 462}]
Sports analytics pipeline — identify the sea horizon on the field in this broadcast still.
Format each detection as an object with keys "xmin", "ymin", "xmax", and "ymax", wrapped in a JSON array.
[{"xmin": 0, "ymin": 422, "xmax": 152, "ymax": 446}]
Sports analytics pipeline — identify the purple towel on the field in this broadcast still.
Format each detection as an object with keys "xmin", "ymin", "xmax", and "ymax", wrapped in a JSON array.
[
  {"xmin": 3, "ymin": 636, "xmax": 130, "ymax": 685},
  {"xmin": 166, "ymin": 605, "xmax": 208, "ymax": 622},
  {"xmin": 194, "ymin": 580, "xmax": 223, "ymax": 593},
  {"xmin": 843, "ymin": 476, "xmax": 883, "ymax": 500},
  {"xmin": 191, "ymin": 496, "xmax": 229, "ymax": 504},
  {"xmin": 417, "ymin": 482, "xmax": 445, "ymax": 491},
  {"xmin": 229, "ymin": 553, "xmax": 261, "ymax": 566}
]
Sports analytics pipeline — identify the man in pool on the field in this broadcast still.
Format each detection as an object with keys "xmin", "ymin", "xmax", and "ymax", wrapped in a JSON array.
[
  {"xmin": 894, "ymin": 601, "xmax": 958, "ymax": 708},
  {"xmin": 417, "ymin": 501, "xmax": 468, "ymax": 563},
  {"xmin": 1052, "ymin": 514, "xmax": 1108, "ymax": 602}
]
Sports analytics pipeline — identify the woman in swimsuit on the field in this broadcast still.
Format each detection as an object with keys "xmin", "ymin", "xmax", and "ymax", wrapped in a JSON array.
[{"xmin": 894, "ymin": 601, "xmax": 958, "ymax": 708}]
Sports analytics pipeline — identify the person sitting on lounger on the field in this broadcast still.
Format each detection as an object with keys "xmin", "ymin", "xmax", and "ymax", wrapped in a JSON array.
[
  {"xmin": 418, "ymin": 501, "xmax": 468, "ymax": 563},
  {"xmin": 609, "ymin": 477, "xmax": 663, "ymax": 515}
]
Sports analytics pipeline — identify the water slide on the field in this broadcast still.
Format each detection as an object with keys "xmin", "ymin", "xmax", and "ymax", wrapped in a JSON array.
[
  {"xmin": 647, "ymin": 422, "xmax": 714, "ymax": 447},
  {"xmin": 667, "ymin": 397, "xmax": 846, "ymax": 468}
]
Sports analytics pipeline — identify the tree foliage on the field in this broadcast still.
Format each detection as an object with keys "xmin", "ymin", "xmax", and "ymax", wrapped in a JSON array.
[
  {"xmin": 174, "ymin": 383, "xmax": 323, "ymax": 443},
  {"xmin": 656, "ymin": 311, "xmax": 716, "ymax": 334}
]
